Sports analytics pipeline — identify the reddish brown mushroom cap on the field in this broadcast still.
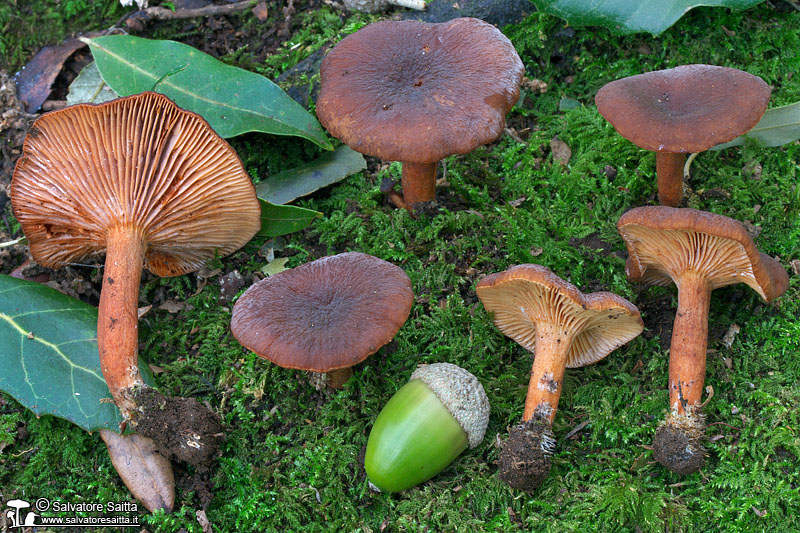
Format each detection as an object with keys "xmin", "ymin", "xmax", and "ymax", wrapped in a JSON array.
[
  {"xmin": 617, "ymin": 206, "xmax": 789, "ymax": 300},
  {"xmin": 595, "ymin": 64, "xmax": 771, "ymax": 153},
  {"xmin": 476, "ymin": 264, "xmax": 643, "ymax": 368},
  {"xmin": 11, "ymin": 91, "xmax": 261, "ymax": 276},
  {"xmin": 316, "ymin": 18, "xmax": 524, "ymax": 163},
  {"xmin": 231, "ymin": 252, "xmax": 414, "ymax": 372}
]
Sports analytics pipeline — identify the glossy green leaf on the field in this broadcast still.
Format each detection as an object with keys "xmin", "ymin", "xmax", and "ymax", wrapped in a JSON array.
[
  {"xmin": 83, "ymin": 35, "xmax": 332, "ymax": 149},
  {"xmin": 532, "ymin": 0, "xmax": 764, "ymax": 35},
  {"xmin": 256, "ymin": 145, "xmax": 366, "ymax": 205},
  {"xmin": 66, "ymin": 61, "xmax": 117, "ymax": 106},
  {"xmin": 258, "ymin": 200, "xmax": 322, "ymax": 237},
  {"xmin": 712, "ymin": 102, "xmax": 800, "ymax": 150},
  {"xmin": 0, "ymin": 275, "xmax": 153, "ymax": 432}
]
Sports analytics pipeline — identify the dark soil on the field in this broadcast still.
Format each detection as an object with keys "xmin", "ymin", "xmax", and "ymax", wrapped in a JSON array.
[
  {"xmin": 132, "ymin": 387, "xmax": 225, "ymax": 468},
  {"xmin": 652, "ymin": 414, "xmax": 706, "ymax": 475},
  {"xmin": 497, "ymin": 418, "xmax": 555, "ymax": 491}
]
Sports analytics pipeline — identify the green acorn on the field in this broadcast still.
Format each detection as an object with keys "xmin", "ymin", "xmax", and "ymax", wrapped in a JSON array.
[{"xmin": 365, "ymin": 363, "xmax": 490, "ymax": 493}]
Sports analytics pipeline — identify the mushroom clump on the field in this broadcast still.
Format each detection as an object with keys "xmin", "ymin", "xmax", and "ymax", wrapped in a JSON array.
[
  {"xmin": 476, "ymin": 264, "xmax": 643, "ymax": 490},
  {"xmin": 316, "ymin": 17, "xmax": 524, "ymax": 212},
  {"xmin": 11, "ymin": 92, "xmax": 261, "ymax": 463},
  {"xmin": 231, "ymin": 252, "xmax": 414, "ymax": 388},
  {"xmin": 617, "ymin": 206, "xmax": 789, "ymax": 474},
  {"xmin": 596, "ymin": 65, "xmax": 770, "ymax": 206}
]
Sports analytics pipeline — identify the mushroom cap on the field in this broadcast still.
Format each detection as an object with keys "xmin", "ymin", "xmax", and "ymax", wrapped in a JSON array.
[
  {"xmin": 617, "ymin": 206, "xmax": 789, "ymax": 301},
  {"xmin": 10, "ymin": 92, "xmax": 261, "ymax": 277},
  {"xmin": 595, "ymin": 64, "xmax": 771, "ymax": 153},
  {"xmin": 316, "ymin": 18, "xmax": 524, "ymax": 163},
  {"xmin": 231, "ymin": 252, "xmax": 414, "ymax": 372},
  {"xmin": 476, "ymin": 264, "xmax": 643, "ymax": 368}
]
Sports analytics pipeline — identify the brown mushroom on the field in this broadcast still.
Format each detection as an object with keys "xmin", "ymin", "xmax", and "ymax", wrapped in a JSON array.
[
  {"xmin": 476, "ymin": 264, "xmax": 643, "ymax": 490},
  {"xmin": 617, "ymin": 206, "xmax": 789, "ymax": 474},
  {"xmin": 10, "ymin": 92, "xmax": 261, "ymax": 434},
  {"xmin": 316, "ymin": 18, "xmax": 524, "ymax": 212},
  {"xmin": 595, "ymin": 65, "xmax": 770, "ymax": 206},
  {"xmin": 231, "ymin": 252, "xmax": 414, "ymax": 388}
]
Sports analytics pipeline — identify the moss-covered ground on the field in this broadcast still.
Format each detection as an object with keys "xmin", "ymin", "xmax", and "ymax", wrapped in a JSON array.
[{"xmin": 1, "ymin": 1, "xmax": 799, "ymax": 531}]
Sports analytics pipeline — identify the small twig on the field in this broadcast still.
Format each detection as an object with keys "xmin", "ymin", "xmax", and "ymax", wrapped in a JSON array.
[
  {"xmin": 683, "ymin": 152, "xmax": 699, "ymax": 181},
  {"xmin": 706, "ymin": 421, "xmax": 741, "ymax": 432},
  {"xmin": 0, "ymin": 236, "xmax": 26, "ymax": 248},
  {"xmin": 563, "ymin": 418, "xmax": 590, "ymax": 440},
  {"xmin": 119, "ymin": 0, "xmax": 257, "ymax": 26},
  {"xmin": 784, "ymin": 0, "xmax": 800, "ymax": 12}
]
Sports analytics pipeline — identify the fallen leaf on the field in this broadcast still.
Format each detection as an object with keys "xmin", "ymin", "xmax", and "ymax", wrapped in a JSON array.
[
  {"xmin": 791, "ymin": 259, "xmax": 800, "ymax": 276},
  {"xmin": 752, "ymin": 506, "xmax": 767, "ymax": 518},
  {"xmin": 137, "ymin": 305, "xmax": 152, "ymax": 320},
  {"xmin": 160, "ymin": 300, "xmax": 185, "ymax": 314},
  {"xmin": 14, "ymin": 31, "xmax": 108, "ymax": 113},
  {"xmin": 261, "ymin": 257, "xmax": 290, "ymax": 277},
  {"xmin": 196, "ymin": 509, "xmax": 213, "ymax": 533},
  {"xmin": 100, "ymin": 429, "xmax": 175, "ymax": 513},
  {"xmin": 550, "ymin": 137, "xmax": 572, "ymax": 166},
  {"xmin": 720, "ymin": 323, "xmax": 740, "ymax": 349},
  {"xmin": 253, "ymin": 1, "xmax": 269, "ymax": 21}
]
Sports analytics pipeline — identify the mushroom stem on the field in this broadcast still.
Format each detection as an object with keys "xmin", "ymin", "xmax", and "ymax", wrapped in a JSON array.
[
  {"xmin": 400, "ymin": 161, "xmax": 438, "ymax": 210},
  {"xmin": 655, "ymin": 152, "xmax": 686, "ymax": 206},
  {"xmin": 98, "ymin": 225, "xmax": 146, "ymax": 420},
  {"xmin": 327, "ymin": 367, "xmax": 354, "ymax": 389},
  {"xmin": 522, "ymin": 322, "xmax": 571, "ymax": 424},
  {"xmin": 669, "ymin": 273, "xmax": 712, "ymax": 413}
]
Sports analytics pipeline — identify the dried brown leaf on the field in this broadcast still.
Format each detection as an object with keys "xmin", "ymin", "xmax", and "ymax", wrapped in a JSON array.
[{"xmin": 100, "ymin": 429, "xmax": 175, "ymax": 513}]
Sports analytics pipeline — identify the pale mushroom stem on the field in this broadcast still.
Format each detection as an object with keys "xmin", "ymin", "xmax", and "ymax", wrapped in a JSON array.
[
  {"xmin": 400, "ymin": 161, "xmax": 438, "ymax": 210},
  {"xmin": 522, "ymin": 323, "xmax": 571, "ymax": 424},
  {"xmin": 669, "ymin": 273, "xmax": 712, "ymax": 413},
  {"xmin": 655, "ymin": 152, "xmax": 686, "ymax": 207},
  {"xmin": 97, "ymin": 225, "xmax": 146, "ymax": 420}
]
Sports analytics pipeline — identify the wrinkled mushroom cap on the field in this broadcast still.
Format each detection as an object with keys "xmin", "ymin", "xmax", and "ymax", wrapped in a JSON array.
[
  {"xmin": 316, "ymin": 18, "xmax": 524, "ymax": 163},
  {"xmin": 11, "ymin": 92, "xmax": 261, "ymax": 277},
  {"xmin": 617, "ymin": 206, "xmax": 789, "ymax": 301},
  {"xmin": 595, "ymin": 64, "xmax": 770, "ymax": 153},
  {"xmin": 476, "ymin": 264, "xmax": 643, "ymax": 368},
  {"xmin": 231, "ymin": 252, "xmax": 414, "ymax": 372}
]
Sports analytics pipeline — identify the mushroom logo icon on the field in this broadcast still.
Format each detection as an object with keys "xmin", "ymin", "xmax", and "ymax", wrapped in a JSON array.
[{"xmin": 4, "ymin": 499, "xmax": 38, "ymax": 528}]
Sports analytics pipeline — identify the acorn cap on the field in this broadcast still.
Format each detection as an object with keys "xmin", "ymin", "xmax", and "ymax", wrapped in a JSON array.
[
  {"xmin": 231, "ymin": 252, "xmax": 414, "ymax": 372},
  {"xmin": 617, "ymin": 206, "xmax": 789, "ymax": 301},
  {"xmin": 316, "ymin": 18, "xmax": 524, "ymax": 164},
  {"xmin": 476, "ymin": 264, "xmax": 643, "ymax": 368},
  {"xmin": 411, "ymin": 363, "xmax": 489, "ymax": 449},
  {"xmin": 595, "ymin": 64, "xmax": 770, "ymax": 154},
  {"xmin": 10, "ymin": 92, "xmax": 261, "ymax": 277}
]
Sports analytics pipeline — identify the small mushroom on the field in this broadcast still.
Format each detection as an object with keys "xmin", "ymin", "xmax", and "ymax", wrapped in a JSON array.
[
  {"xmin": 365, "ymin": 362, "xmax": 489, "ymax": 493},
  {"xmin": 316, "ymin": 18, "xmax": 524, "ymax": 212},
  {"xmin": 595, "ymin": 65, "xmax": 770, "ymax": 206},
  {"xmin": 11, "ymin": 92, "xmax": 260, "ymax": 454},
  {"xmin": 617, "ymin": 206, "xmax": 789, "ymax": 474},
  {"xmin": 476, "ymin": 265, "xmax": 643, "ymax": 490},
  {"xmin": 231, "ymin": 252, "xmax": 414, "ymax": 388}
]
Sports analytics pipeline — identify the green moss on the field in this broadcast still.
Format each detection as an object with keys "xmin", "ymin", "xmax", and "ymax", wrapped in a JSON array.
[{"xmin": 2, "ymin": 1, "xmax": 800, "ymax": 531}]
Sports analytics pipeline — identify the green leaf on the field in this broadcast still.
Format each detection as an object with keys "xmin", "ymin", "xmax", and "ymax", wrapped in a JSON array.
[
  {"xmin": 258, "ymin": 200, "xmax": 322, "ymax": 237},
  {"xmin": 0, "ymin": 275, "xmax": 153, "ymax": 433},
  {"xmin": 712, "ymin": 102, "xmax": 800, "ymax": 150},
  {"xmin": 532, "ymin": 0, "xmax": 764, "ymax": 35},
  {"xmin": 66, "ymin": 61, "xmax": 118, "ymax": 106},
  {"xmin": 256, "ymin": 145, "xmax": 366, "ymax": 205},
  {"xmin": 82, "ymin": 35, "xmax": 332, "ymax": 149}
]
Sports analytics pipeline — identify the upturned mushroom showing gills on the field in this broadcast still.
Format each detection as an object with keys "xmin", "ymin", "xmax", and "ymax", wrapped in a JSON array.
[
  {"xmin": 231, "ymin": 252, "xmax": 414, "ymax": 388},
  {"xmin": 617, "ymin": 206, "xmax": 789, "ymax": 474},
  {"xmin": 595, "ymin": 65, "xmax": 770, "ymax": 207},
  {"xmin": 11, "ymin": 92, "xmax": 261, "ymax": 431},
  {"xmin": 476, "ymin": 265, "xmax": 643, "ymax": 490},
  {"xmin": 316, "ymin": 18, "xmax": 524, "ymax": 212}
]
